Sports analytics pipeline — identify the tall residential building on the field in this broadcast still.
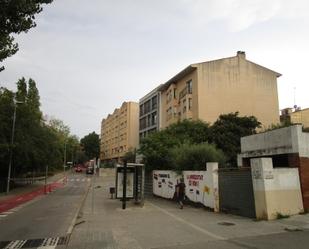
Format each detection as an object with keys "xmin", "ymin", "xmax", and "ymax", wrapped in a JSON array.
[
  {"xmin": 100, "ymin": 101, "xmax": 139, "ymax": 162},
  {"xmin": 159, "ymin": 51, "xmax": 281, "ymax": 129},
  {"xmin": 280, "ymin": 107, "xmax": 309, "ymax": 128},
  {"xmin": 139, "ymin": 86, "xmax": 162, "ymax": 141}
]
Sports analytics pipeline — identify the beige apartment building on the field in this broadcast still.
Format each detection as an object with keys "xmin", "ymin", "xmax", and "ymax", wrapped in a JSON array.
[
  {"xmin": 100, "ymin": 102, "xmax": 139, "ymax": 162},
  {"xmin": 159, "ymin": 51, "xmax": 281, "ymax": 129},
  {"xmin": 281, "ymin": 107, "xmax": 309, "ymax": 128}
]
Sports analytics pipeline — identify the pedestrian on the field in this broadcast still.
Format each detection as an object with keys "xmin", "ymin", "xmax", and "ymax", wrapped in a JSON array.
[{"xmin": 175, "ymin": 178, "xmax": 186, "ymax": 209}]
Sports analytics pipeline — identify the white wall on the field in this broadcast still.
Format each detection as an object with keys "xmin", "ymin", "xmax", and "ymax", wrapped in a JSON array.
[
  {"xmin": 251, "ymin": 158, "xmax": 304, "ymax": 220},
  {"xmin": 153, "ymin": 163, "xmax": 219, "ymax": 211}
]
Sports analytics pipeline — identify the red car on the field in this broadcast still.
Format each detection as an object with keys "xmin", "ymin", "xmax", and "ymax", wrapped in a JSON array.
[{"xmin": 75, "ymin": 166, "xmax": 82, "ymax": 173}]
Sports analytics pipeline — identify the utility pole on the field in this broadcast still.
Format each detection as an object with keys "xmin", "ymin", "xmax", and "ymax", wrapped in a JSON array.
[{"xmin": 6, "ymin": 99, "xmax": 23, "ymax": 194}]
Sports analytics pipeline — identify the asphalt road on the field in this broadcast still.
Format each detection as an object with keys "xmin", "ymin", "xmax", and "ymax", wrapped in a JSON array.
[{"xmin": 0, "ymin": 172, "xmax": 91, "ymax": 248}]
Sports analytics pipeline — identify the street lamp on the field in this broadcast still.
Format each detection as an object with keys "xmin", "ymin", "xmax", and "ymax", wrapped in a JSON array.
[
  {"xmin": 7, "ymin": 99, "xmax": 24, "ymax": 194},
  {"xmin": 63, "ymin": 141, "xmax": 67, "ymax": 183}
]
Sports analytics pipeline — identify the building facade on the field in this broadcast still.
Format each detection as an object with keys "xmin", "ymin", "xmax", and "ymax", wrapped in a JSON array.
[
  {"xmin": 159, "ymin": 51, "xmax": 281, "ymax": 129},
  {"xmin": 280, "ymin": 107, "xmax": 309, "ymax": 128},
  {"xmin": 100, "ymin": 102, "xmax": 139, "ymax": 162},
  {"xmin": 139, "ymin": 86, "xmax": 162, "ymax": 141}
]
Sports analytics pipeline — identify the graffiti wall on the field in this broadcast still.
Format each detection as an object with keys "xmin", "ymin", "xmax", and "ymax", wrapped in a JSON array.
[{"xmin": 153, "ymin": 163, "xmax": 219, "ymax": 211}]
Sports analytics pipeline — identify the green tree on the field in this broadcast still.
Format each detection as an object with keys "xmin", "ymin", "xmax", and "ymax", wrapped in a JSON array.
[
  {"xmin": 170, "ymin": 143, "xmax": 226, "ymax": 171},
  {"xmin": 0, "ymin": 78, "xmax": 78, "ymax": 184},
  {"xmin": 210, "ymin": 112, "xmax": 261, "ymax": 166},
  {"xmin": 123, "ymin": 149, "xmax": 136, "ymax": 163},
  {"xmin": 80, "ymin": 132, "xmax": 100, "ymax": 160},
  {"xmin": 139, "ymin": 120, "xmax": 211, "ymax": 171},
  {"xmin": 0, "ymin": 0, "xmax": 53, "ymax": 71}
]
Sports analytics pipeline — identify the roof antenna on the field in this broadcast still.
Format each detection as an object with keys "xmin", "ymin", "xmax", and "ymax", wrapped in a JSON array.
[{"xmin": 293, "ymin": 87, "xmax": 297, "ymax": 110}]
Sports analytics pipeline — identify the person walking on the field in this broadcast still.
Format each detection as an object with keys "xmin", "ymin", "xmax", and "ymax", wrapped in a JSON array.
[{"xmin": 175, "ymin": 178, "xmax": 186, "ymax": 209}]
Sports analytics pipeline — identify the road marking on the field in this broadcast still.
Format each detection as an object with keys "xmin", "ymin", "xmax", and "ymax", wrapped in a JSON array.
[
  {"xmin": 16, "ymin": 197, "xmax": 23, "ymax": 201},
  {"xmin": 4, "ymin": 239, "xmax": 26, "ymax": 249},
  {"xmin": 148, "ymin": 202, "xmax": 226, "ymax": 240},
  {"xmin": 76, "ymin": 179, "xmax": 80, "ymax": 182}
]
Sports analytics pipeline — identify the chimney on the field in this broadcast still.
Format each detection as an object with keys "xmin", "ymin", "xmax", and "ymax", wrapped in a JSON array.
[{"xmin": 237, "ymin": 51, "xmax": 246, "ymax": 59}]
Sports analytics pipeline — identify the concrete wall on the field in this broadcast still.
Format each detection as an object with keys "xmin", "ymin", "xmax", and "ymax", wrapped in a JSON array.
[
  {"xmin": 239, "ymin": 125, "xmax": 308, "ymax": 160},
  {"xmin": 251, "ymin": 158, "xmax": 304, "ymax": 220},
  {"xmin": 196, "ymin": 53, "xmax": 280, "ymax": 128},
  {"xmin": 153, "ymin": 163, "xmax": 219, "ymax": 211}
]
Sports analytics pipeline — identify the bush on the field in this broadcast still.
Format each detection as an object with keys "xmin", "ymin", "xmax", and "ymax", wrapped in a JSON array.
[{"xmin": 169, "ymin": 143, "xmax": 226, "ymax": 171}]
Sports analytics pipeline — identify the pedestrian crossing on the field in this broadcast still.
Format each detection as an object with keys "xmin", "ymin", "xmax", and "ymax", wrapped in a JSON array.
[
  {"xmin": 68, "ymin": 178, "xmax": 90, "ymax": 182},
  {"xmin": 0, "ymin": 235, "xmax": 68, "ymax": 249}
]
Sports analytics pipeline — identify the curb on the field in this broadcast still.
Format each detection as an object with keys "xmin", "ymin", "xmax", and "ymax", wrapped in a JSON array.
[{"xmin": 66, "ymin": 178, "xmax": 92, "ymax": 235}]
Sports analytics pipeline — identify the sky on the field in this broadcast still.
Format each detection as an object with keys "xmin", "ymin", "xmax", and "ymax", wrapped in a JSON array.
[{"xmin": 1, "ymin": 0, "xmax": 309, "ymax": 138}]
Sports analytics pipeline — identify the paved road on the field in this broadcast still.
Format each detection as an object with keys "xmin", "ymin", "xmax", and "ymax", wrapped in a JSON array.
[{"xmin": 0, "ymin": 172, "xmax": 91, "ymax": 249}]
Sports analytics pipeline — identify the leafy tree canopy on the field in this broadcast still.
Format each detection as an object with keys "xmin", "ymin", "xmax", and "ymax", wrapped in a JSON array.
[
  {"xmin": 170, "ymin": 143, "xmax": 226, "ymax": 171},
  {"xmin": 210, "ymin": 112, "xmax": 261, "ymax": 166},
  {"xmin": 139, "ymin": 113, "xmax": 261, "ymax": 170},
  {"xmin": 80, "ymin": 132, "xmax": 100, "ymax": 160},
  {"xmin": 0, "ymin": 0, "xmax": 53, "ymax": 71},
  {"xmin": 0, "ymin": 78, "xmax": 77, "ymax": 184}
]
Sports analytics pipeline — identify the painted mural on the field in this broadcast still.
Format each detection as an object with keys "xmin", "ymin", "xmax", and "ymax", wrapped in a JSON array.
[{"xmin": 153, "ymin": 163, "xmax": 219, "ymax": 211}]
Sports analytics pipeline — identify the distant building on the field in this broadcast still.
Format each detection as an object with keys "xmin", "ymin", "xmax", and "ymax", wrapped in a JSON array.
[
  {"xmin": 159, "ymin": 51, "xmax": 281, "ymax": 129},
  {"xmin": 280, "ymin": 107, "xmax": 309, "ymax": 128},
  {"xmin": 100, "ymin": 102, "xmax": 139, "ymax": 162},
  {"xmin": 139, "ymin": 86, "xmax": 162, "ymax": 141}
]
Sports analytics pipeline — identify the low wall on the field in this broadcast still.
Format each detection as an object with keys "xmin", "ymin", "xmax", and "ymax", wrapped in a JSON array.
[
  {"xmin": 251, "ymin": 158, "xmax": 304, "ymax": 220},
  {"xmin": 153, "ymin": 163, "xmax": 219, "ymax": 211}
]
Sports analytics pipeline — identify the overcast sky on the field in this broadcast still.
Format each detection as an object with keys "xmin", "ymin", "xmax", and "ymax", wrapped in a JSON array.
[{"xmin": 1, "ymin": 0, "xmax": 309, "ymax": 138}]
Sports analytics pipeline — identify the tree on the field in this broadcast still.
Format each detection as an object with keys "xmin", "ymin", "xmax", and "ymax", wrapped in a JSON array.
[
  {"xmin": 80, "ymin": 132, "xmax": 100, "ymax": 160},
  {"xmin": 170, "ymin": 143, "xmax": 226, "ymax": 171},
  {"xmin": 0, "ymin": 78, "xmax": 78, "ymax": 184},
  {"xmin": 210, "ymin": 112, "xmax": 261, "ymax": 166},
  {"xmin": 139, "ymin": 120, "xmax": 211, "ymax": 171},
  {"xmin": 0, "ymin": 0, "xmax": 53, "ymax": 71},
  {"xmin": 123, "ymin": 149, "xmax": 136, "ymax": 163}
]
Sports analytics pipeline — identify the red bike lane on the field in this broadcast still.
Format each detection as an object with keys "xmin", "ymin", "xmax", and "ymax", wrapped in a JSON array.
[{"xmin": 0, "ymin": 181, "xmax": 64, "ymax": 214}]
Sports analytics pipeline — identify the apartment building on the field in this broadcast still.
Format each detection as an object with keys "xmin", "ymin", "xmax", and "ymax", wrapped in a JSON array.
[
  {"xmin": 139, "ymin": 86, "xmax": 162, "ymax": 141},
  {"xmin": 281, "ymin": 107, "xmax": 309, "ymax": 128},
  {"xmin": 100, "ymin": 102, "xmax": 139, "ymax": 162},
  {"xmin": 159, "ymin": 51, "xmax": 281, "ymax": 128}
]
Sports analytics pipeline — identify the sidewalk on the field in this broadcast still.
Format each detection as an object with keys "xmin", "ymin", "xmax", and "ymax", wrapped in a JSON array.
[
  {"xmin": 0, "ymin": 172, "xmax": 66, "ymax": 213},
  {"xmin": 66, "ymin": 171, "xmax": 309, "ymax": 249}
]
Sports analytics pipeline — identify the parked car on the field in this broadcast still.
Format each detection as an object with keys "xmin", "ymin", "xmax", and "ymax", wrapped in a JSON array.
[
  {"xmin": 75, "ymin": 166, "xmax": 82, "ymax": 173},
  {"xmin": 86, "ymin": 166, "xmax": 94, "ymax": 174}
]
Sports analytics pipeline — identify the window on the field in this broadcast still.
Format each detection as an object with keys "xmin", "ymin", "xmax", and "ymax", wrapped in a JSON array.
[
  {"xmin": 173, "ymin": 89, "xmax": 177, "ymax": 99},
  {"xmin": 152, "ymin": 96, "xmax": 157, "ymax": 110},
  {"xmin": 189, "ymin": 98, "xmax": 192, "ymax": 110},
  {"xmin": 140, "ymin": 104, "xmax": 144, "ymax": 116},
  {"xmin": 147, "ymin": 115, "xmax": 152, "ymax": 127},
  {"xmin": 186, "ymin": 79, "xmax": 192, "ymax": 94},
  {"xmin": 183, "ymin": 99, "xmax": 186, "ymax": 113},
  {"xmin": 166, "ymin": 90, "xmax": 172, "ymax": 103},
  {"xmin": 151, "ymin": 112, "xmax": 157, "ymax": 125}
]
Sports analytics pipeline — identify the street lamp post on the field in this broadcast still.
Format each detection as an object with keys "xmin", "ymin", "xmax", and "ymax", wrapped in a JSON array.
[
  {"xmin": 6, "ymin": 99, "xmax": 23, "ymax": 194},
  {"xmin": 63, "ymin": 141, "xmax": 67, "ymax": 183}
]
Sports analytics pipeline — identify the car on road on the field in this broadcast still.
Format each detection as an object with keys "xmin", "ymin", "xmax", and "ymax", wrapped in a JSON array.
[{"xmin": 75, "ymin": 166, "xmax": 82, "ymax": 173}]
